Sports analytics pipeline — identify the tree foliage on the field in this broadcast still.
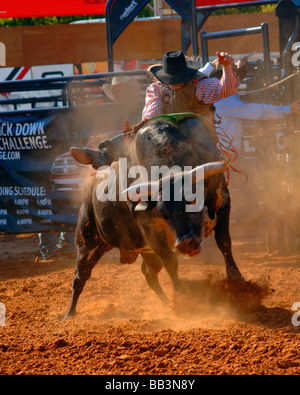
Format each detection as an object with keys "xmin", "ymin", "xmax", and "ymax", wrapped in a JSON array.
[
  {"xmin": 0, "ymin": 15, "xmax": 103, "ymax": 27},
  {"xmin": 211, "ymin": 4, "xmax": 276, "ymax": 15}
]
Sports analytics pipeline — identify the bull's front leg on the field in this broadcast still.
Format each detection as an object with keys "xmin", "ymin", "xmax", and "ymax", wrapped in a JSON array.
[
  {"xmin": 140, "ymin": 252, "xmax": 170, "ymax": 306},
  {"xmin": 214, "ymin": 201, "xmax": 243, "ymax": 281},
  {"xmin": 141, "ymin": 224, "xmax": 182, "ymax": 293},
  {"xmin": 156, "ymin": 247, "xmax": 182, "ymax": 292}
]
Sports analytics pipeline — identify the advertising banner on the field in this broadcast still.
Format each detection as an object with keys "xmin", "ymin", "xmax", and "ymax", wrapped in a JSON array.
[
  {"xmin": 0, "ymin": 0, "xmax": 275, "ymax": 19},
  {"xmin": 0, "ymin": 110, "xmax": 91, "ymax": 234},
  {"xmin": 106, "ymin": 0, "xmax": 151, "ymax": 45}
]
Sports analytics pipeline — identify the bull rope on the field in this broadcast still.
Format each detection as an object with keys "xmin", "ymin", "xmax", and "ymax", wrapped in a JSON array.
[
  {"xmin": 205, "ymin": 118, "xmax": 248, "ymax": 185},
  {"xmin": 215, "ymin": 123, "xmax": 248, "ymax": 185},
  {"xmin": 245, "ymin": 72, "xmax": 299, "ymax": 95}
]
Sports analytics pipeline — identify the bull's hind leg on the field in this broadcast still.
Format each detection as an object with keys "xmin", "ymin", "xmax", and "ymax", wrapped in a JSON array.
[
  {"xmin": 214, "ymin": 200, "xmax": 243, "ymax": 280},
  {"xmin": 64, "ymin": 205, "xmax": 112, "ymax": 320},
  {"xmin": 140, "ymin": 252, "xmax": 170, "ymax": 306}
]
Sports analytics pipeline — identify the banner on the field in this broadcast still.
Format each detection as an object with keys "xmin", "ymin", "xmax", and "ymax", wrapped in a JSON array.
[
  {"xmin": 165, "ymin": 0, "xmax": 191, "ymax": 21},
  {"xmin": 0, "ymin": 0, "xmax": 106, "ymax": 19},
  {"xmin": 106, "ymin": 0, "xmax": 151, "ymax": 45},
  {"xmin": 106, "ymin": 0, "xmax": 196, "ymax": 45},
  {"xmin": 0, "ymin": 0, "xmax": 275, "ymax": 19},
  {"xmin": 0, "ymin": 110, "xmax": 91, "ymax": 234}
]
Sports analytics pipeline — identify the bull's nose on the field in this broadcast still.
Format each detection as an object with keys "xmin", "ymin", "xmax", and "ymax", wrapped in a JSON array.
[{"xmin": 175, "ymin": 236, "xmax": 200, "ymax": 256}]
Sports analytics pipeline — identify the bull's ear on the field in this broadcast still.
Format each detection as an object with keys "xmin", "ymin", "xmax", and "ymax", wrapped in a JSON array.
[{"xmin": 121, "ymin": 182, "xmax": 159, "ymax": 212}]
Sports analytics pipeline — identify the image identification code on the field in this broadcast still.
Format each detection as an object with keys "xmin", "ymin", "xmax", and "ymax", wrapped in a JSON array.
[{"xmin": 105, "ymin": 379, "xmax": 196, "ymax": 392}]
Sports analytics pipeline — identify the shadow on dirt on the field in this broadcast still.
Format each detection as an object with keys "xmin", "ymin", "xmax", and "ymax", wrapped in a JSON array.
[
  {"xmin": 0, "ymin": 234, "xmax": 122, "ymax": 280},
  {"xmin": 0, "ymin": 255, "xmax": 77, "ymax": 280},
  {"xmin": 239, "ymin": 306, "xmax": 298, "ymax": 331}
]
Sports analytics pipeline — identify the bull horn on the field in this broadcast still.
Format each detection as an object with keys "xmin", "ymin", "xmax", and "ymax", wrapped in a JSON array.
[{"xmin": 190, "ymin": 161, "xmax": 230, "ymax": 183}]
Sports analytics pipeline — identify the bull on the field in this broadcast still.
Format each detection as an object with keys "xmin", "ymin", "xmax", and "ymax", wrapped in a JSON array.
[{"xmin": 64, "ymin": 115, "xmax": 243, "ymax": 319}]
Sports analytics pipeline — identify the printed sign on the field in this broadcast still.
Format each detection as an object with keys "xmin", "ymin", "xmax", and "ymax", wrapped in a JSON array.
[
  {"xmin": 0, "ymin": 0, "xmax": 106, "ymax": 18},
  {"xmin": 0, "ymin": 110, "xmax": 91, "ymax": 234},
  {"xmin": 0, "ymin": 0, "xmax": 275, "ymax": 19}
]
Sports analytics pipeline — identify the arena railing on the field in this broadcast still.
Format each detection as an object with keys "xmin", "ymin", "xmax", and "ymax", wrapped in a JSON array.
[{"xmin": 0, "ymin": 69, "xmax": 148, "ymax": 111}]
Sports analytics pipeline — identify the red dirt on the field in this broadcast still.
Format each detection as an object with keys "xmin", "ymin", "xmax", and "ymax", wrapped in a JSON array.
[{"xmin": 0, "ymin": 233, "xmax": 299, "ymax": 375}]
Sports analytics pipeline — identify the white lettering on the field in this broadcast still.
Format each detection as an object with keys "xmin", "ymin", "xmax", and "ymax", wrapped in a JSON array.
[
  {"xmin": 0, "ymin": 186, "xmax": 14, "ymax": 196},
  {"xmin": 149, "ymin": 380, "xmax": 196, "ymax": 390},
  {"xmin": 0, "ymin": 303, "xmax": 5, "ymax": 326},
  {"xmin": 127, "ymin": 165, "xmax": 149, "ymax": 202},
  {"xmin": 13, "ymin": 186, "xmax": 46, "ymax": 197},
  {"xmin": 96, "ymin": 165, "xmax": 117, "ymax": 202},
  {"xmin": 105, "ymin": 379, "xmax": 139, "ymax": 392},
  {"xmin": 120, "ymin": 0, "xmax": 138, "ymax": 20},
  {"xmin": 292, "ymin": 302, "xmax": 300, "ymax": 327},
  {"xmin": 16, "ymin": 218, "xmax": 32, "ymax": 225},
  {"xmin": 0, "ymin": 42, "xmax": 5, "ymax": 67},
  {"xmin": 184, "ymin": 166, "xmax": 204, "ymax": 213},
  {"xmin": 0, "ymin": 151, "xmax": 21, "ymax": 160},
  {"xmin": 291, "ymin": 42, "xmax": 300, "ymax": 67},
  {"xmin": 96, "ymin": 158, "xmax": 205, "ymax": 212}
]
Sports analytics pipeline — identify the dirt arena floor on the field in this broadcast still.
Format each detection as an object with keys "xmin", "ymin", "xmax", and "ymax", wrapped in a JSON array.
[{"xmin": 0, "ymin": 233, "xmax": 299, "ymax": 375}]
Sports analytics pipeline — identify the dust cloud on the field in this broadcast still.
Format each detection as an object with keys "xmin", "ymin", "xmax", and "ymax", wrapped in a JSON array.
[
  {"xmin": 171, "ymin": 275, "xmax": 272, "ymax": 323},
  {"xmin": 227, "ymin": 117, "xmax": 300, "ymax": 256}
]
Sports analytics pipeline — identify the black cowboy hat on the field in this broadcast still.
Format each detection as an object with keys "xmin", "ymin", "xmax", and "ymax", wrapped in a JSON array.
[{"xmin": 150, "ymin": 51, "xmax": 201, "ymax": 85}]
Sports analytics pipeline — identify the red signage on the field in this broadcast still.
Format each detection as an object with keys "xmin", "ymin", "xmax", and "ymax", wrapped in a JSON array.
[
  {"xmin": 0, "ymin": 0, "xmax": 107, "ymax": 19},
  {"xmin": 0, "ymin": 0, "xmax": 274, "ymax": 19},
  {"xmin": 196, "ymin": 0, "xmax": 273, "ymax": 7}
]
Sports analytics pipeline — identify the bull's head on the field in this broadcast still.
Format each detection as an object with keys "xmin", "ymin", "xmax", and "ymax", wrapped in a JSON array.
[{"xmin": 122, "ymin": 161, "xmax": 229, "ymax": 257}]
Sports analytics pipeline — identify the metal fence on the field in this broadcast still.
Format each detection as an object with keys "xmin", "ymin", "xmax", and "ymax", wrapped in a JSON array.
[{"xmin": 0, "ymin": 69, "xmax": 148, "ymax": 111}]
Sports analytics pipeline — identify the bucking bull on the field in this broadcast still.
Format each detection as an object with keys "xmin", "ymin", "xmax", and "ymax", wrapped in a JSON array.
[{"xmin": 64, "ymin": 115, "xmax": 243, "ymax": 319}]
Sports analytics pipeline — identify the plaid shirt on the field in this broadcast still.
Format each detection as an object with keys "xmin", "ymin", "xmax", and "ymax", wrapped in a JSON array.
[{"xmin": 142, "ymin": 67, "xmax": 238, "ymax": 120}]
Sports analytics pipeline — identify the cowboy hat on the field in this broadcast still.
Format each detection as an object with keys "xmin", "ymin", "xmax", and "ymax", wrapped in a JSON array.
[
  {"xmin": 103, "ymin": 76, "xmax": 139, "ymax": 102},
  {"xmin": 150, "ymin": 51, "xmax": 202, "ymax": 85}
]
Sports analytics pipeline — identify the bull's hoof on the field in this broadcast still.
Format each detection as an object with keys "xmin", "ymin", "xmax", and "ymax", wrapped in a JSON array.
[
  {"xmin": 159, "ymin": 294, "xmax": 171, "ymax": 307},
  {"xmin": 227, "ymin": 272, "xmax": 245, "ymax": 282},
  {"xmin": 62, "ymin": 310, "xmax": 76, "ymax": 321},
  {"xmin": 173, "ymin": 280, "xmax": 184, "ymax": 293}
]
